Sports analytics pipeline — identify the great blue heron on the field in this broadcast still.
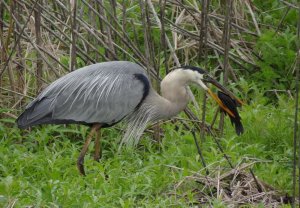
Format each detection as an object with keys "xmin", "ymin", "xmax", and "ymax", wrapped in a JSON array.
[{"xmin": 17, "ymin": 61, "xmax": 243, "ymax": 175}]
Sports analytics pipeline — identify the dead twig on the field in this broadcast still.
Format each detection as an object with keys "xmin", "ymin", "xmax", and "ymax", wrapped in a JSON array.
[{"xmin": 0, "ymin": 0, "xmax": 40, "ymax": 78}]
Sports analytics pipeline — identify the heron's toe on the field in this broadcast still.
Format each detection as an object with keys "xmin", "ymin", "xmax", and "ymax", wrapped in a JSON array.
[{"xmin": 77, "ymin": 157, "xmax": 86, "ymax": 176}]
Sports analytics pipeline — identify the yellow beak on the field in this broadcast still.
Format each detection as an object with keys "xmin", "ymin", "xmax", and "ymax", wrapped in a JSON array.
[{"xmin": 204, "ymin": 76, "xmax": 244, "ymax": 107}]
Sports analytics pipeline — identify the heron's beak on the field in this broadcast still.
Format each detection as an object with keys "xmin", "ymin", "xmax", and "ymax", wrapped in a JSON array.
[
  {"xmin": 202, "ymin": 76, "xmax": 244, "ymax": 118},
  {"xmin": 203, "ymin": 76, "xmax": 244, "ymax": 106}
]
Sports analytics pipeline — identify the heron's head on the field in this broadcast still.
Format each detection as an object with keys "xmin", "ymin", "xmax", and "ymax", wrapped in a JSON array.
[{"xmin": 181, "ymin": 66, "xmax": 243, "ymax": 117}]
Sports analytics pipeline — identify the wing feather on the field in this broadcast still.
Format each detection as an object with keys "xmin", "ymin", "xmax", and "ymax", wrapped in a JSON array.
[{"xmin": 17, "ymin": 61, "xmax": 150, "ymax": 128}]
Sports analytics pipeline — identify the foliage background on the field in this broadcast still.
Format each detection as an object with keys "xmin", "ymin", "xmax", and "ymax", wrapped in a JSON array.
[{"xmin": 0, "ymin": 0, "xmax": 299, "ymax": 207}]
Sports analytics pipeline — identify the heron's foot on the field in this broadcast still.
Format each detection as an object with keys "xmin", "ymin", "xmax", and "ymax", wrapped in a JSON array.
[
  {"xmin": 94, "ymin": 130, "xmax": 102, "ymax": 162},
  {"xmin": 76, "ymin": 123, "xmax": 101, "ymax": 175},
  {"xmin": 93, "ymin": 149, "xmax": 102, "ymax": 162},
  {"xmin": 77, "ymin": 157, "xmax": 86, "ymax": 176}
]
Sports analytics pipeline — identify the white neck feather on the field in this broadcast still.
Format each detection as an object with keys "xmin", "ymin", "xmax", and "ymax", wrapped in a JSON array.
[
  {"xmin": 161, "ymin": 69, "xmax": 191, "ymax": 103},
  {"xmin": 121, "ymin": 69, "xmax": 205, "ymax": 146},
  {"xmin": 147, "ymin": 69, "xmax": 204, "ymax": 120}
]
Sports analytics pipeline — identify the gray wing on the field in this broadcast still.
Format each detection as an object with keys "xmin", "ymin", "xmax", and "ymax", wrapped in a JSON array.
[{"xmin": 17, "ymin": 61, "xmax": 150, "ymax": 128}]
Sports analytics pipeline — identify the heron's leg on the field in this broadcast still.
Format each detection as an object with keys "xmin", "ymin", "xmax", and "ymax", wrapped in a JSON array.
[
  {"xmin": 94, "ymin": 129, "xmax": 102, "ymax": 162},
  {"xmin": 77, "ymin": 124, "xmax": 101, "ymax": 176}
]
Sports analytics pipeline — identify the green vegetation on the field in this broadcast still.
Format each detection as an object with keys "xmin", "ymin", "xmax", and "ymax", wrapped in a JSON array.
[
  {"xmin": 254, "ymin": 31, "xmax": 296, "ymax": 90},
  {"xmin": 0, "ymin": 0, "xmax": 299, "ymax": 207},
  {"xmin": 0, "ymin": 92, "xmax": 294, "ymax": 207}
]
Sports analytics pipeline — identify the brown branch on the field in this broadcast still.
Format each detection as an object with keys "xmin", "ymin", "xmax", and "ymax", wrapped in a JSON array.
[
  {"xmin": 279, "ymin": 0, "xmax": 299, "ymax": 10},
  {"xmin": 198, "ymin": 0, "xmax": 210, "ymax": 61},
  {"xmin": 245, "ymin": 0, "xmax": 261, "ymax": 36},
  {"xmin": 164, "ymin": 18, "xmax": 256, "ymax": 69},
  {"xmin": 85, "ymin": 0, "xmax": 147, "ymax": 64},
  {"xmin": 0, "ymin": 86, "xmax": 34, "ymax": 99},
  {"xmin": 121, "ymin": 0, "xmax": 127, "ymax": 60},
  {"xmin": 13, "ymin": 0, "xmax": 25, "ymax": 98},
  {"xmin": 105, "ymin": 0, "xmax": 117, "ymax": 59},
  {"xmin": 8, "ymin": 5, "xmax": 60, "ymax": 77},
  {"xmin": 0, "ymin": 0, "xmax": 40, "ymax": 78},
  {"xmin": 219, "ymin": 0, "xmax": 232, "ymax": 135},
  {"xmin": 139, "ymin": 0, "xmax": 152, "ymax": 71},
  {"xmin": 274, "ymin": 6, "xmax": 291, "ymax": 35},
  {"xmin": 34, "ymin": 0, "xmax": 43, "ymax": 93},
  {"xmin": 70, "ymin": 0, "xmax": 77, "ymax": 71},
  {"xmin": 23, "ymin": 0, "xmax": 103, "ymax": 64},
  {"xmin": 159, "ymin": 0, "xmax": 169, "ymax": 73},
  {"xmin": 5, "ymin": 3, "xmax": 16, "ymax": 99},
  {"xmin": 147, "ymin": 0, "xmax": 180, "ymax": 66},
  {"xmin": 0, "ymin": 1, "xmax": 3, "ymax": 36}
]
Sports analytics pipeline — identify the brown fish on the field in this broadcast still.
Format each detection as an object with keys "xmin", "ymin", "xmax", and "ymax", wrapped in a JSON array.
[{"xmin": 217, "ymin": 91, "xmax": 244, "ymax": 135}]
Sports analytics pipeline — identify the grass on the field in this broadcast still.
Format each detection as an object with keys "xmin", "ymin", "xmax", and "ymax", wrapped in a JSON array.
[{"xmin": 0, "ymin": 95, "xmax": 294, "ymax": 207}]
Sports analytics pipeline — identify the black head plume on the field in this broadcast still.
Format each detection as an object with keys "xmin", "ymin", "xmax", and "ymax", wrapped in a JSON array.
[{"xmin": 180, "ymin": 66, "xmax": 207, "ymax": 75}]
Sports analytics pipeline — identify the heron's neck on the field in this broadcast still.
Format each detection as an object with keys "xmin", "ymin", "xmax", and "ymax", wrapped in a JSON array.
[{"xmin": 151, "ymin": 70, "xmax": 190, "ymax": 120}]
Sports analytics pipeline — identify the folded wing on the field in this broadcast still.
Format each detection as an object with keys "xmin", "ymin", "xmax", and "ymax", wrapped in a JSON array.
[{"xmin": 17, "ymin": 61, "xmax": 150, "ymax": 128}]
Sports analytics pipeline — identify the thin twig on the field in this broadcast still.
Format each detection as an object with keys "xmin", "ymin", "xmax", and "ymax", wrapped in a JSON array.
[
  {"xmin": 279, "ymin": 0, "xmax": 299, "ymax": 10},
  {"xmin": 70, "ymin": 0, "xmax": 77, "ymax": 71},
  {"xmin": 159, "ymin": 0, "xmax": 169, "ymax": 73},
  {"xmin": 207, "ymin": 127, "xmax": 234, "ymax": 168},
  {"xmin": 0, "ymin": 0, "xmax": 39, "ymax": 77},
  {"xmin": 147, "ymin": 0, "xmax": 180, "ymax": 66},
  {"xmin": 192, "ymin": 130, "xmax": 209, "ymax": 175},
  {"xmin": 219, "ymin": 0, "xmax": 233, "ymax": 135},
  {"xmin": 274, "ymin": 6, "xmax": 291, "ymax": 35},
  {"xmin": 3, "ymin": 2, "xmax": 60, "ymax": 77},
  {"xmin": 0, "ymin": 87, "xmax": 34, "ymax": 99},
  {"xmin": 34, "ymin": 0, "xmax": 42, "ymax": 93},
  {"xmin": 245, "ymin": 0, "xmax": 261, "ymax": 36}
]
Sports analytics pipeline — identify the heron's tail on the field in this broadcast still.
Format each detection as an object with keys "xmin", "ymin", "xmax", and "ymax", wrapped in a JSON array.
[
  {"xmin": 230, "ymin": 117, "xmax": 244, "ymax": 136},
  {"xmin": 16, "ymin": 97, "xmax": 53, "ymax": 129},
  {"xmin": 17, "ymin": 110, "xmax": 32, "ymax": 129}
]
